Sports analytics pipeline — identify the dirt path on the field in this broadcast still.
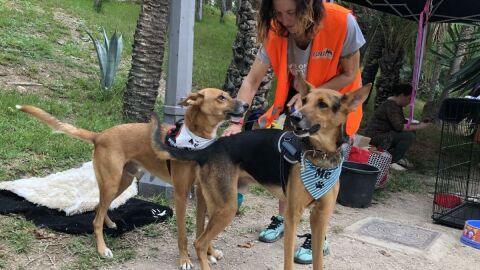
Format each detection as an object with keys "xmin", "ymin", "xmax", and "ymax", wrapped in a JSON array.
[{"xmin": 104, "ymin": 191, "xmax": 480, "ymax": 270}]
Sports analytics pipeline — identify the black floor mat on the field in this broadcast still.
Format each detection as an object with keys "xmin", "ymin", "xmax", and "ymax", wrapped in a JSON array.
[{"xmin": 0, "ymin": 190, "xmax": 173, "ymax": 236}]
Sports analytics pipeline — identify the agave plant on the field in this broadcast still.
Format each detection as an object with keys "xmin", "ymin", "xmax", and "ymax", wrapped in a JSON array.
[{"xmin": 87, "ymin": 28, "xmax": 123, "ymax": 90}]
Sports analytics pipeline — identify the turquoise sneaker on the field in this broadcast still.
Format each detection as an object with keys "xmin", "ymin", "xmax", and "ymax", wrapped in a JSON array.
[
  {"xmin": 294, "ymin": 234, "xmax": 330, "ymax": 264},
  {"xmin": 258, "ymin": 216, "xmax": 284, "ymax": 243}
]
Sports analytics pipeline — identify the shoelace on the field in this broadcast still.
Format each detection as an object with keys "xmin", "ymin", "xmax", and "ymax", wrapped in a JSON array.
[
  {"xmin": 266, "ymin": 216, "xmax": 283, "ymax": 230},
  {"xmin": 297, "ymin": 233, "xmax": 312, "ymax": 249}
]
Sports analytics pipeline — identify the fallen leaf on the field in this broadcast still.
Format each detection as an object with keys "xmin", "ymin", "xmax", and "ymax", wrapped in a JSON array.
[
  {"xmin": 237, "ymin": 241, "xmax": 255, "ymax": 248},
  {"xmin": 34, "ymin": 229, "xmax": 56, "ymax": 240},
  {"xmin": 379, "ymin": 250, "xmax": 391, "ymax": 257}
]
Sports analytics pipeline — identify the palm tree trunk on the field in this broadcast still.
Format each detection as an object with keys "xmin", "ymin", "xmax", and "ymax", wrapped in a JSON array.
[
  {"xmin": 220, "ymin": 0, "xmax": 226, "ymax": 23},
  {"xmin": 123, "ymin": 0, "xmax": 169, "ymax": 123},
  {"xmin": 223, "ymin": 0, "xmax": 272, "ymax": 111},
  {"xmin": 196, "ymin": 0, "xmax": 203, "ymax": 21},
  {"xmin": 226, "ymin": 0, "xmax": 232, "ymax": 11},
  {"xmin": 361, "ymin": 23, "xmax": 385, "ymax": 104},
  {"xmin": 374, "ymin": 45, "xmax": 404, "ymax": 109}
]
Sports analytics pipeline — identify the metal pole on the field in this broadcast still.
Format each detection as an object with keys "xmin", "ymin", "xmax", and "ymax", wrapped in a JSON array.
[
  {"xmin": 164, "ymin": 0, "xmax": 195, "ymax": 124},
  {"xmin": 139, "ymin": 0, "xmax": 195, "ymax": 198}
]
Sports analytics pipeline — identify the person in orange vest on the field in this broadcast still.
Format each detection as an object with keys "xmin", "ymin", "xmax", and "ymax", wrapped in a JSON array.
[{"xmin": 224, "ymin": 0, "xmax": 365, "ymax": 264}]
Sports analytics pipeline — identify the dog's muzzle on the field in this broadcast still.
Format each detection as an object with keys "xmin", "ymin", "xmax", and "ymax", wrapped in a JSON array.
[
  {"xmin": 226, "ymin": 101, "xmax": 249, "ymax": 118},
  {"xmin": 290, "ymin": 111, "xmax": 320, "ymax": 136}
]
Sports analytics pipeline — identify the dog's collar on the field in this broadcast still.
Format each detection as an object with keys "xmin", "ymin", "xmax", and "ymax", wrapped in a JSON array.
[
  {"xmin": 302, "ymin": 141, "xmax": 343, "ymax": 160},
  {"xmin": 301, "ymin": 141, "xmax": 346, "ymax": 170},
  {"xmin": 166, "ymin": 120, "xmax": 217, "ymax": 150}
]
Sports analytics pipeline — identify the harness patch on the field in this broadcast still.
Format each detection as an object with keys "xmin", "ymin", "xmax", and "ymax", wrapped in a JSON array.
[
  {"xmin": 300, "ymin": 157, "xmax": 343, "ymax": 200},
  {"xmin": 165, "ymin": 120, "xmax": 216, "ymax": 150}
]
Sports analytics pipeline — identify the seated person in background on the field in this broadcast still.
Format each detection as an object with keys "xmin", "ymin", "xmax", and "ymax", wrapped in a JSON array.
[{"xmin": 362, "ymin": 83, "xmax": 431, "ymax": 171}]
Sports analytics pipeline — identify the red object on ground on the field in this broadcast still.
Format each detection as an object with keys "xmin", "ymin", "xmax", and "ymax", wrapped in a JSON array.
[{"xmin": 434, "ymin": 193, "xmax": 462, "ymax": 208}]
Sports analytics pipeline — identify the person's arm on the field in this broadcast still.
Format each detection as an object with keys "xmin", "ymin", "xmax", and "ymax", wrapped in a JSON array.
[
  {"xmin": 403, "ymin": 121, "xmax": 430, "ymax": 131},
  {"xmin": 318, "ymin": 50, "xmax": 360, "ymax": 90},
  {"xmin": 223, "ymin": 58, "xmax": 270, "ymax": 136},
  {"xmin": 236, "ymin": 58, "xmax": 270, "ymax": 108}
]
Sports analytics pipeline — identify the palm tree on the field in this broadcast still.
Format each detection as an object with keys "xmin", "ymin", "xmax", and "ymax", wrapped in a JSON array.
[
  {"xmin": 223, "ymin": 0, "xmax": 273, "ymax": 112},
  {"xmin": 374, "ymin": 15, "xmax": 417, "ymax": 109},
  {"xmin": 123, "ymin": 0, "xmax": 170, "ymax": 123},
  {"xmin": 442, "ymin": 24, "xmax": 477, "ymax": 98}
]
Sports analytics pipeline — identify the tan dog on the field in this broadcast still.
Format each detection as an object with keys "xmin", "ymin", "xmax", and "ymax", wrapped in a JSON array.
[
  {"xmin": 151, "ymin": 79, "xmax": 371, "ymax": 270},
  {"xmin": 17, "ymin": 88, "xmax": 248, "ymax": 270}
]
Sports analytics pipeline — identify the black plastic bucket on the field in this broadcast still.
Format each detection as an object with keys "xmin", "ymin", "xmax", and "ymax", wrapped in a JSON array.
[{"xmin": 337, "ymin": 161, "xmax": 380, "ymax": 208}]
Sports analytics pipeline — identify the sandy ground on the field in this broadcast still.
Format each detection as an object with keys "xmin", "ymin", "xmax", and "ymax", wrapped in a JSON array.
[{"xmin": 103, "ymin": 190, "xmax": 480, "ymax": 270}]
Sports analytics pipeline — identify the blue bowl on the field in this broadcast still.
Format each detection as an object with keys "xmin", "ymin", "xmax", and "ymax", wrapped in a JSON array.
[{"xmin": 460, "ymin": 220, "xmax": 480, "ymax": 249}]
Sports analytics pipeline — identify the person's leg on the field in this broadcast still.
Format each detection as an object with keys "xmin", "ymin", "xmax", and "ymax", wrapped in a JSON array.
[
  {"xmin": 389, "ymin": 131, "xmax": 415, "ymax": 163},
  {"xmin": 258, "ymin": 200, "xmax": 286, "ymax": 243}
]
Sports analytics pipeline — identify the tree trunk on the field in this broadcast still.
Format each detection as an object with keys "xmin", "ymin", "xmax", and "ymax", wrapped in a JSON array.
[
  {"xmin": 220, "ymin": 0, "xmax": 226, "ymax": 23},
  {"xmin": 196, "ymin": 0, "xmax": 203, "ymax": 21},
  {"xmin": 223, "ymin": 0, "xmax": 272, "ymax": 111},
  {"xmin": 361, "ymin": 22, "xmax": 385, "ymax": 105},
  {"xmin": 226, "ymin": 0, "xmax": 232, "ymax": 11},
  {"xmin": 374, "ymin": 45, "xmax": 404, "ymax": 109},
  {"xmin": 94, "ymin": 0, "xmax": 102, "ymax": 12},
  {"xmin": 123, "ymin": 0, "xmax": 170, "ymax": 123}
]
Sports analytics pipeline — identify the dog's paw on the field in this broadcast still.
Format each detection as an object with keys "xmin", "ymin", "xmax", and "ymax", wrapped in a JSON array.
[
  {"xmin": 209, "ymin": 249, "xmax": 223, "ymax": 260},
  {"xmin": 106, "ymin": 222, "xmax": 117, "ymax": 229},
  {"xmin": 179, "ymin": 261, "xmax": 193, "ymax": 270},
  {"xmin": 208, "ymin": 255, "xmax": 218, "ymax": 265},
  {"xmin": 103, "ymin": 248, "xmax": 113, "ymax": 258}
]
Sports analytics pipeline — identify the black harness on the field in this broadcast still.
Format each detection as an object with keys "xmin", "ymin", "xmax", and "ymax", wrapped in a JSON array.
[
  {"xmin": 278, "ymin": 131, "xmax": 302, "ymax": 194},
  {"xmin": 164, "ymin": 119, "xmax": 185, "ymax": 175}
]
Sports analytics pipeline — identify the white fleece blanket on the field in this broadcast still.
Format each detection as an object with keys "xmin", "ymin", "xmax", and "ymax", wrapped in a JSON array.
[{"xmin": 0, "ymin": 161, "xmax": 137, "ymax": 216}]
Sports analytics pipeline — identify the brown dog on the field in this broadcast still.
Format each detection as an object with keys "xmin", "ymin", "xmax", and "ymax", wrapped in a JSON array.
[
  {"xmin": 151, "ymin": 79, "xmax": 371, "ymax": 270},
  {"xmin": 17, "ymin": 88, "xmax": 248, "ymax": 270}
]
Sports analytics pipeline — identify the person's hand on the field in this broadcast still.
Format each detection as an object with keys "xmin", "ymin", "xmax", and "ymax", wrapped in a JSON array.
[
  {"xmin": 222, "ymin": 123, "xmax": 242, "ymax": 137},
  {"xmin": 417, "ymin": 122, "xmax": 431, "ymax": 129},
  {"xmin": 286, "ymin": 93, "xmax": 303, "ymax": 113}
]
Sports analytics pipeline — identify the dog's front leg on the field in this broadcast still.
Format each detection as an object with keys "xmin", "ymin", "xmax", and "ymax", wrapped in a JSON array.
[
  {"xmin": 172, "ymin": 162, "xmax": 196, "ymax": 270},
  {"xmin": 196, "ymin": 185, "xmax": 224, "ymax": 264},
  {"xmin": 310, "ymin": 181, "xmax": 340, "ymax": 270}
]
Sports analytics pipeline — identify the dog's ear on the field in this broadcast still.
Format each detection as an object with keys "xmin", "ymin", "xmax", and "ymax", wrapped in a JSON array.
[
  {"xmin": 179, "ymin": 92, "xmax": 205, "ymax": 106},
  {"xmin": 295, "ymin": 72, "xmax": 314, "ymax": 97},
  {"xmin": 342, "ymin": 83, "xmax": 372, "ymax": 112}
]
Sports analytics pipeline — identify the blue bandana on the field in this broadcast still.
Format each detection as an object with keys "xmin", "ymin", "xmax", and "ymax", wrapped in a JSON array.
[{"xmin": 300, "ymin": 157, "xmax": 343, "ymax": 200}]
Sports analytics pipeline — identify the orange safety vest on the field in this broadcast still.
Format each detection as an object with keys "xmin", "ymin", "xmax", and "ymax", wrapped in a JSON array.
[{"xmin": 258, "ymin": 3, "xmax": 363, "ymax": 136}]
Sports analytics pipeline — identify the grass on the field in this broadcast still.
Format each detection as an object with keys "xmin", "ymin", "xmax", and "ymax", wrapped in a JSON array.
[
  {"xmin": 66, "ymin": 236, "xmax": 136, "ymax": 270},
  {"xmin": 0, "ymin": 217, "xmax": 36, "ymax": 254}
]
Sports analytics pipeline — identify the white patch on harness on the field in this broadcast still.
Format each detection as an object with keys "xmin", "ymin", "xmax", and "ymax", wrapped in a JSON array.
[
  {"xmin": 168, "ymin": 125, "xmax": 216, "ymax": 150},
  {"xmin": 300, "ymin": 156, "xmax": 343, "ymax": 200}
]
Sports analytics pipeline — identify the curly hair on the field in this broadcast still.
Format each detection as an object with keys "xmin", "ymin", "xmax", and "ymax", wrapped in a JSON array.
[{"xmin": 257, "ymin": 0, "xmax": 325, "ymax": 44}]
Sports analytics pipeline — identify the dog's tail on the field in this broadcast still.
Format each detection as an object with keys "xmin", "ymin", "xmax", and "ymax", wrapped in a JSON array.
[
  {"xmin": 16, "ymin": 105, "xmax": 97, "ymax": 143},
  {"xmin": 150, "ymin": 112, "xmax": 208, "ymax": 164}
]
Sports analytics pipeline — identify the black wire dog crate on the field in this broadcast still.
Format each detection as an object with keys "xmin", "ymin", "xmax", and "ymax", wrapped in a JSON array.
[{"xmin": 432, "ymin": 98, "xmax": 480, "ymax": 229}]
